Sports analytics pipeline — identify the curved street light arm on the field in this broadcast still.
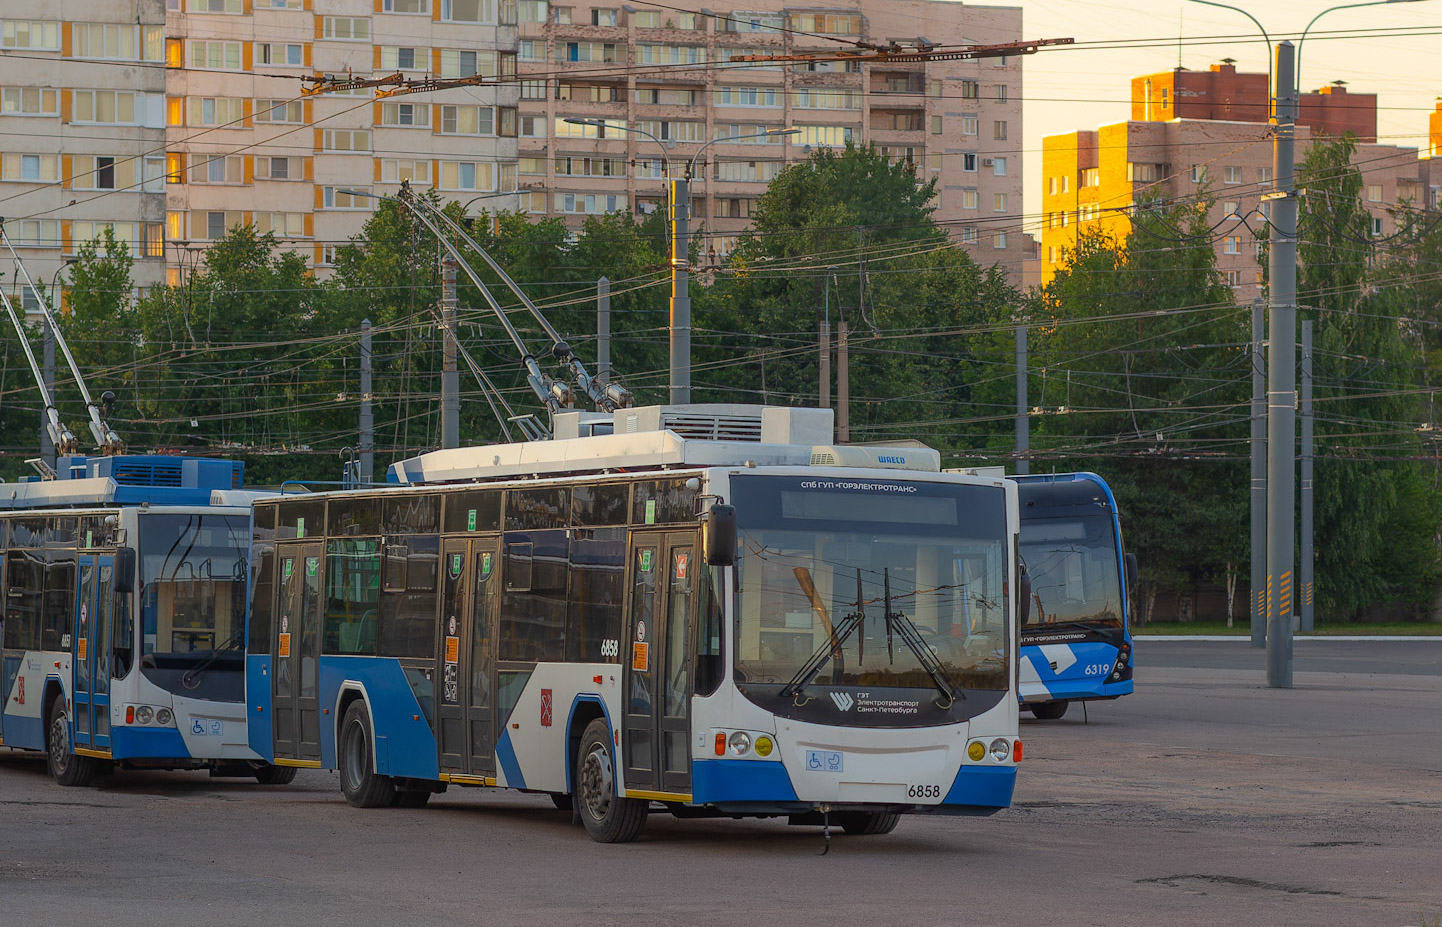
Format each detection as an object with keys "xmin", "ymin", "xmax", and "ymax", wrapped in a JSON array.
[{"xmin": 1186, "ymin": 0, "xmax": 1272, "ymax": 92}]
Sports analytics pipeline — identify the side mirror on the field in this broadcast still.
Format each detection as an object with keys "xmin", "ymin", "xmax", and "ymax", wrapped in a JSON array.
[
  {"xmin": 1124, "ymin": 552, "xmax": 1138, "ymax": 590},
  {"xmin": 114, "ymin": 547, "xmax": 137, "ymax": 595},
  {"xmin": 1017, "ymin": 568, "xmax": 1032, "ymax": 625},
  {"xmin": 704, "ymin": 504, "xmax": 737, "ymax": 567}
]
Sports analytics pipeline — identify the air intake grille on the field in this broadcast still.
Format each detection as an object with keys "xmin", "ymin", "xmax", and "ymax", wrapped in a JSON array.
[
  {"xmin": 810, "ymin": 451, "xmax": 837, "ymax": 466},
  {"xmin": 112, "ymin": 462, "xmax": 184, "ymax": 487},
  {"xmin": 662, "ymin": 413, "xmax": 762, "ymax": 442}
]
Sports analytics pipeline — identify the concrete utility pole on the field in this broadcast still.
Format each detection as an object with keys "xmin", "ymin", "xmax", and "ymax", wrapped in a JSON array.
[
  {"xmin": 40, "ymin": 324, "xmax": 56, "ymax": 468},
  {"xmin": 669, "ymin": 177, "xmax": 691, "ymax": 403},
  {"xmin": 1250, "ymin": 300, "xmax": 1267, "ymax": 648},
  {"xmin": 1266, "ymin": 40, "xmax": 1298, "ymax": 688},
  {"xmin": 597, "ymin": 276, "xmax": 611, "ymax": 383},
  {"xmin": 1015, "ymin": 325, "xmax": 1029, "ymax": 475},
  {"xmin": 837, "ymin": 320, "xmax": 850, "ymax": 443},
  {"xmin": 441, "ymin": 257, "xmax": 460, "ymax": 449},
  {"xmin": 1301, "ymin": 319, "xmax": 1314, "ymax": 633},
  {"xmin": 360, "ymin": 319, "xmax": 374, "ymax": 484},
  {"xmin": 819, "ymin": 269, "xmax": 832, "ymax": 415}
]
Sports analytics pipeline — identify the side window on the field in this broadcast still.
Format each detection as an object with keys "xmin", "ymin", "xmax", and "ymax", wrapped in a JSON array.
[
  {"xmin": 247, "ymin": 542, "xmax": 275, "ymax": 655},
  {"xmin": 3, "ymin": 551, "xmax": 44, "ymax": 650},
  {"xmin": 694, "ymin": 565, "xmax": 724, "ymax": 696},
  {"xmin": 43, "ymin": 551, "xmax": 76, "ymax": 651},
  {"xmin": 499, "ymin": 531, "xmax": 567, "ymax": 662},
  {"xmin": 566, "ymin": 528, "xmax": 624, "ymax": 661},
  {"xmin": 378, "ymin": 536, "xmax": 438, "ymax": 657},
  {"xmin": 324, "ymin": 538, "xmax": 380, "ymax": 655}
]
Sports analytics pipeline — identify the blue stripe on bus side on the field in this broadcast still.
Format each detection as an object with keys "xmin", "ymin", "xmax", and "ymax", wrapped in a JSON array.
[
  {"xmin": 942, "ymin": 764, "xmax": 1016, "ymax": 809},
  {"xmin": 0, "ymin": 712, "xmax": 44, "ymax": 751},
  {"xmin": 111, "ymin": 725, "xmax": 190, "ymax": 760},
  {"xmin": 691, "ymin": 759, "xmax": 797, "ymax": 804},
  {"xmin": 563, "ymin": 695, "xmax": 612, "ymax": 795},
  {"xmin": 495, "ymin": 728, "xmax": 526, "ymax": 790},
  {"xmin": 318, "ymin": 656, "xmax": 439, "ymax": 781},
  {"xmin": 246, "ymin": 654, "xmax": 273, "ymax": 761}
]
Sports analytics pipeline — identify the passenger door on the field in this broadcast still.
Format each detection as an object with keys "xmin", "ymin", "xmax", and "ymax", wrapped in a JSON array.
[
  {"xmin": 437, "ymin": 537, "xmax": 499, "ymax": 778},
  {"xmin": 72, "ymin": 554, "xmax": 112, "ymax": 751},
  {"xmin": 273, "ymin": 543, "xmax": 322, "ymax": 761},
  {"xmin": 622, "ymin": 531, "xmax": 695, "ymax": 796}
]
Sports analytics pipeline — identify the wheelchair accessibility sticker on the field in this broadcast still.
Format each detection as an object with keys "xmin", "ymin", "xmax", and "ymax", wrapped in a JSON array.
[{"xmin": 805, "ymin": 750, "xmax": 844, "ymax": 773}]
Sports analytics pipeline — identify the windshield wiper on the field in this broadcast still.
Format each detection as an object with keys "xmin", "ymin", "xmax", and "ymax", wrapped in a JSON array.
[
  {"xmin": 180, "ymin": 627, "xmax": 245, "ymax": 689},
  {"xmin": 782, "ymin": 568, "xmax": 866, "ymax": 700},
  {"xmin": 883, "ymin": 568, "xmax": 963, "ymax": 705}
]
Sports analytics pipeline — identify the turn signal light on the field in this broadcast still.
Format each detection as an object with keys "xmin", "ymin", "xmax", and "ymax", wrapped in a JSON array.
[
  {"xmin": 1013, "ymin": 740, "xmax": 1023, "ymax": 762},
  {"xmin": 715, "ymin": 732, "xmax": 727, "ymax": 756},
  {"xmin": 126, "ymin": 705, "xmax": 135, "ymax": 724}
]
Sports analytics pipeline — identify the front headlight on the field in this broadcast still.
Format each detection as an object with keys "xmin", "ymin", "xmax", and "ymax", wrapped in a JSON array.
[
  {"xmin": 754, "ymin": 735, "xmax": 774, "ymax": 757},
  {"xmin": 135, "ymin": 705, "xmax": 154, "ymax": 724},
  {"xmin": 728, "ymin": 731, "xmax": 752, "ymax": 756},
  {"xmin": 155, "ymin": 708, "xmax": 173, "ymax": 726},
  {"xmin": 967, "ymin": 741, "xmax": 986, "ymax": 762},
  {"xmin": 989, "ymin": 738, "xmax": 1011, "ymax": 762}
]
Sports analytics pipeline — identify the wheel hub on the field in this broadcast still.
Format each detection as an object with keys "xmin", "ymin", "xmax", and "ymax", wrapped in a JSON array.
[{"xmin": 580, "ymin": 745, "xmax": 614, "ymax": 820}]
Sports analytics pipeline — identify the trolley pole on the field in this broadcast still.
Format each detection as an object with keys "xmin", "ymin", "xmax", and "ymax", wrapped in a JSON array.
[
  {"xmin": 1266, "ymin": 40, "xmax": 1298, "ymax": 688},
  {"xmin": 360, "ymin": 319, "xmax": 374, "ymax": 485},
  {"xmin": 441, "ymin": 257, "xmax": 460, "ymax": 449},
  {"xmin": 1015, "ymin": 325, "xmax": 1029, "ymax": 475},
  {"xmin": 1250, "ymin": 299, "xmax": 1266, "ymax": 647},
  {"xmin": 669, "ymin": 177, "xmax": 691, "ymax": 403},
  {"xmin": 597, "ymin": 276, "xmax": 611, "ymax": 383},
  {"xmin": 40, "ymin": 323, "xmax": 56, "ymax": 468}
]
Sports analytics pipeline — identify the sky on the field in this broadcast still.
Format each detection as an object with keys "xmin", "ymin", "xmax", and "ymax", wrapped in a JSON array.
[{"xmin": 1007, "ymin": 0, "xmax": 1441, "ymax": 228}]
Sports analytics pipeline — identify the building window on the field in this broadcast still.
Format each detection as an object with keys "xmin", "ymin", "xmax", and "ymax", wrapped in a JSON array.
[
  {"xmin": 790, "ymin": 12, "xmax": 860, "ymax": 34},
  {"xmin": 5, "ymin": 218, "xmax": 61, "ymax": 247},
  {"xmin": 960, "ymin": 80, "xmax": 978, "ymax": 99},
  {"xmin": 1224, "ymin": 165, "xmax": 1242, "ymax": 184},
  {"xmin": 717, "ymin": 86, "xmax": 783, "ymax": 107},
  {"xmin": 256, "ymin": 156, "xmax": 301, "ymax": 180},
  {"xmin": 2, "ymin": 87, "xmax": 60, "ymax": 116},
  {"xmin": 381, "ymin": 102, "xmax": 429, "ymax": 127},
  {"xmin": 1225, "ymin": 269, "xmax": 1243, "ymax": 287},
  {"xmin": 520, "ymin": 80, "xmax": 547, "ymax": 100},
  {"xmin": 254, "ymin": 212, "xmax": 307, "ymax": 237},
  {"xmin": 440, "ymin": 49, "xmax": 497, "ymax": 78},
  {"xmin": 993, "ymin": 232, "xmax": 1007, "ymax": 249},
  {"xmin": 961, "ymin": 115, "xmax": 977, "ymax": 136},
  {"xmin": 1367, "ymin": 184, "xmax": 1384, "ymax": 203},
  {"xmin": 71, "ymin": 91, "xmax": 138, "ymax": 124},
  {"xmin": 591, "ymin": 7, "xmax": 618, "ymax": 25},
  {"xmin": 794, "ymin": 125, "xmax": 852, "ymax": 148},
  {"xmin": 187, "ymin": 0, "xmax": 243, "ymax": 10},
  {"xmin": 930, "ymin": 115, "xmax": 942, "ymax": 135},
  {"xmin": 2, "ymin": 152, "xmax": 60, "ymax": 182},
  {"xmin": 961, "ymin": 190, "xmax": 978, "ymax": 210},
  {"xmin": 193, "ymin": 155, "xmax": 244, "ymax": 184},
  {"xmin": 1, "ymin": 21, "xmax": 60, "ymax": 50},
  {"xmin": 1224, "ymin": 235, "xmax": 1241, "ymax": 254},
  {"xmin": 961, "ymin": 226, "xmax": 977, "ymax": 243},
  {"xmin": 190, "ymin": 40, "xmax": 242, "ymax": 70},
  {"xmin": 1221, "ymin": 201, "xmax": 1239, "ymax": 218},
  {"xmin": 322, "ymin": 130, "xmax": 371, "ymax": 152},
  {"xmin": 517, "ymin": 0, "xmax": 547, "ymax": 21},
  {"xmin": 383, "ymin": 0, "xmax": 431, "ymax": 12},
  {"xmin": 992, "ymin": 157, "xmax": 1007, "ymax": 176},
  {"xmin": 323, "ymin": 17, "xmax": 370, "ymax": 40},
  {"xmin": 256, "ymin": 43, "xmax": 305, "ymax": 67},
  {"xmin": 962, "ymin": 153, "xmax": 977, "ymax": 172},
  {"xmin": 442, "ymin": 0, "xmax": 497, "ymax": 22},
  {"xmin": 380, "ymin": 159, "xmax": 431, "ymax": 184},
  {"xmin": 381, "ymin": 46, "xmax": 425, "ymax": 70},
  {"xmin": 324, "ymin": 186, "xmax": 372, "ymax": 208},
  {"xmin": 1371, "ymin": 216, "xmax": 1384, "ymax": 236},
  {"xmin": 439, "ymin": 161, "xmax": 496, "ymax": 191},
  {"xmin": 994, "ymin": 193, "xmax": 1006, "ymax": 212},
  {"xmin": 1081, "ymin": 168, "xmax": 1099, "ymax": 187},
  {"xmin": 188, "ymin": 96, "xmax": 245, "ymax": 126},
  {"xmin": 441, "ymin": 105, "xmax": 494, "ymax": 135},
  {"xmin": 1258, "ymin": 167, "xmax": 1273, "ymax": 183},
  {"xmin": 255, "ymin": 99, "xmax": 303, "ymax": 123},
  {"xmin": 993, "ymin": 84, "xmax": 1007, "ymax": 102},
  {"xmin": 993, "ymin": 120, "xmax": 1007, "ymax": 140}
]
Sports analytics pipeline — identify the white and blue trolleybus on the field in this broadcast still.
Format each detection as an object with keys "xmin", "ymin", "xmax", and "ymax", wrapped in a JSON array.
[
  {"xmin": 247, "ymin": 405, "xmax": 1025, "ymax": 841},
  {"xmin": 1013, "ymin": 472, "xmax": 1135, "ymax": 720},
  {"xmin": 0, "ymin": 454, "xmax": 292, "ymax": 785}
]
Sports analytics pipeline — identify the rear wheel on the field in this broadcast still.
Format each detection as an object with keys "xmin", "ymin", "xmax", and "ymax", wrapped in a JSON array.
[
  {"xmin": 1030, "ymin": 701, "xmax": 1069, "ymax": 720},
  {"xmin": 254, "ymin": 763, "xmax": 298, "ymax": 785},
  {"xmin": 576, "ymin": 719, "xmax": 647, "ymax": 843},
  {"xmin": 46, "ymin": 694, "xmax": 98, "ymax": 787},
  {"xmin": 339, "ymin": 702, "xmax": 395, "ymax": 808},
  {"xmin": 839, "ymin": 811, "xmax": 901, "ymax": 836}
]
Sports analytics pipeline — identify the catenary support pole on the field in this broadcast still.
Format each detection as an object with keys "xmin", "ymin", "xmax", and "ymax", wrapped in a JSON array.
[
  {"xmin": 837, "ymin": 320, "xmax": 849, "ymax": 443},
  {"xmin": 1266, "ymin": 40, "xmax": 1297, "ymax": 688},
  {"xmin": 441, "ymin": 257, "xmax": 460, "ymax": 449},
  {"xmin": 1251, "ymin": 299, "xmax": 1267, "ymax": 648},
  {"xmin": 1301, "ymin": 319, "xmax": 1313, "ymax": 633},
  {"xmin": 1015, "ymin": 325, "xmax": 1029, "ymax": 475},
  {"xmin": 669, "ymin": 177, "xmax": 691, "ymax": 403},
  {"xmin": 597, "ymin": 276, "xmax": 611, "ymax": 383},
  {"xmin": 360, "ymin": 319, "xmax": 374, "ymax": 485}
]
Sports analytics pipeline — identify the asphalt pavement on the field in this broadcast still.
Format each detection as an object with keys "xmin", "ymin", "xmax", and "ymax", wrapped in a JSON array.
[{"xmin": 1, "ymin": 639, "xmax": 1438, "ymax": 926}]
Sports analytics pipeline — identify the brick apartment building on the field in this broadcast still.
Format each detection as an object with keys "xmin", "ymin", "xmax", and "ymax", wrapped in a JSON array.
[{"xmin": 1041, "ymin": 62, "xmax": 1434, "ymax": 303}]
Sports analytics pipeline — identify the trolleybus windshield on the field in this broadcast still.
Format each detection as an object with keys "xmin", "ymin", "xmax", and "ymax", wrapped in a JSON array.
[
  {"xmin": 138, "ymin": 513, "xmax": 250, "ymax": 690},
  {"xmin": 1018, "ymin": 515, "xmax": 1122, "ymax": 629},
  {"xmin": 730, "ymin": 476, "xmax": 1010, "ymax": 706}
]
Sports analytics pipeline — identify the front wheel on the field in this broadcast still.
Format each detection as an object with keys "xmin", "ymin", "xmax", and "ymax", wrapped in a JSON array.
[
  {"xmin": 339, "ymin": 702, "xmax": 395, "ymax": 808},
  {"xmin": 46, "ymin": 694, "xmax": 98, "ymax": 787},
  {"xmin": 576, "ymin": 719, "xmax": 648, "ymax": 843},
  {"xmin": 839, "ymin": 811, "xmax": 901, "ymax": 835},
  {"xmin": 1030, "ymin": 701, "xmax": 1069, "ymax": 720},
  {"xmin": 254, "ymin": 763, "xmax": 298, "ymax": 785}
]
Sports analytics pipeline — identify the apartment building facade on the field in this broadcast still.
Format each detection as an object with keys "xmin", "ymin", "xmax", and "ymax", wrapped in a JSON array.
[
  {"xmin": 1041, "ymin": 62, "xmax": 1431, "ymax": 303},
  {"xmin": 2, "ymin": 0, "xmax": 1025, "ymax": 309},
  {"xmin": 515, "ymin": 0, "xmax": 1027, "ymax": 269}
]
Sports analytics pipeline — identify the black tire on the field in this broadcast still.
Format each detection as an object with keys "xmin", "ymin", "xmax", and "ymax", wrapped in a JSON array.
[
  {"xmin": 46, "ymin": 693, "xmax": 98, "ymax": 787},
  {"xmin": 254, "ymin": 763, "xmax": 298, "ymax": 785},
  {"xmin": 575, "ymin": 719, "xmax": 648, "ymax": 843},
  {"xmin": 392, "ymin": 788, "xmax": 432, "ymax": 808},
  {"xmin": 1030, "ymin": 701, "xmax": 1069, "ymax": 720},
  {"xmin": 338, "ymin": 701, "xmax": 395, "ymax": 808},
  {"xmin": 839, "ymin": 811, "xmax": 901, "ymax": 836},
  {"xmin": 549, "ymin": 792, "xmax": 573, "ymax": 811}
]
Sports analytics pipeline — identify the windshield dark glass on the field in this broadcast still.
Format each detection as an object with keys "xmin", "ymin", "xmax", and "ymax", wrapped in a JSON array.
[
  {"xmin": 1019, "ymin": 515, "xmax": 1122, "ymax": 628},
  {"xmin": 139, "ymin": 513, "xmax": 250, "ymax": 656},
  {"xmin": 731, "ymin": 476, "xmax": 1010, "ymax": 695}
]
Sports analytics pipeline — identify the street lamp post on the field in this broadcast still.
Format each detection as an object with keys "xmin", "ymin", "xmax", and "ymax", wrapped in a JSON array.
[{"xmin": 1188, "ymin": 0, "xmax": 1428, "ymax": 687}]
